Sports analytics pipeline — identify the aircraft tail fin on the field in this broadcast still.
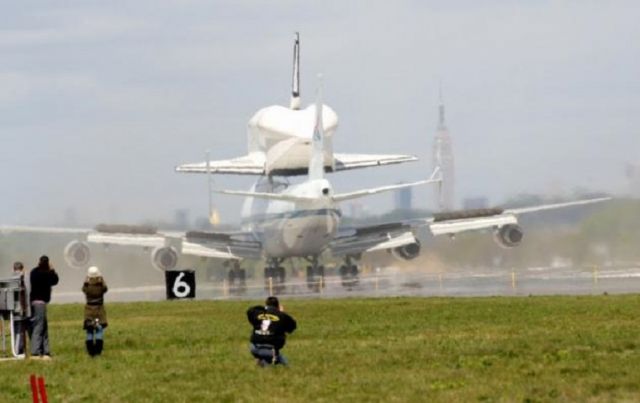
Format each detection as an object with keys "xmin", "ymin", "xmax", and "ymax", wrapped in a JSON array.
[
  {"xmin": 308, "ymin": 74, "xmax": 325, "ymax": 181},
  {"xmin": 289, "ymin": 32, "xmax": 301, "ymax": 110}
]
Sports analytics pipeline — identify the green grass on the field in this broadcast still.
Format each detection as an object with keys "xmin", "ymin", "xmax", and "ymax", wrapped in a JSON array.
[{"xmin": 2, "ymin": 295, "xmax": 640, "ymax": 402}]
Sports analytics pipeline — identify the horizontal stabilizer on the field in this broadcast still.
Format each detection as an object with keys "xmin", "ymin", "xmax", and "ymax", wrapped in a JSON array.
[
  {"xmin": 212, "ymin": 188, "xmax": 314, "ymax": 202},
  {"xmin": 332, "ymin": 179, "xmax": 438, "ymax": 203},
  {"xmin": 215, "ymin": 166, "xmax": 441, "ymax": 203},
  {"xmin": 215, "ymin": 177, "xmax": 439, "ymax": 204},
  {"xmin": 332, "ymin": 167, "xmax": 441, "ymax": 202}
]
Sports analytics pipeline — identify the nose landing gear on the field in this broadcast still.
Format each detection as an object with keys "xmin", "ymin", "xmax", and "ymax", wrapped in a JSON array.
[{"xmin": 305, "ymin": 256, "xmax": 325, "ymax": 292}]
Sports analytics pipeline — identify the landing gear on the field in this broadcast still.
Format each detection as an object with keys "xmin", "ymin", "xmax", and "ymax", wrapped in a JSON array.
[
  {"xmin": 264, "ymin": 258, "xmax": 286, "ymax": 295},
  {"xmin": 305, "ymin": 257, "xmax": 325, "ymax": 292},
  {"xmin": 227, "ymin": 261, "xmax": 246, "ymax": 295},
  {"xmin": 339, "ymin": 256, "xmax": 359, "ymax": 290}
]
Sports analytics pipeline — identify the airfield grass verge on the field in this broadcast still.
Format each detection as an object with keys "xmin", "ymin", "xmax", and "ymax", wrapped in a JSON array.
[{"xmin": 1, "ymin": 295, "xmax": 640, "ymax": 402}]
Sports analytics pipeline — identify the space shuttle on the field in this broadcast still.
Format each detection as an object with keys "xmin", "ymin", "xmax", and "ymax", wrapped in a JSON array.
[{"xmin": 176, "ymin": 33, "xmax": 417, "ymax": 177}]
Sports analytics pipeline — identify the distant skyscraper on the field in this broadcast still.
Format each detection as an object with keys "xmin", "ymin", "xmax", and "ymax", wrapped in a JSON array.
[
  {"xmin": 394, "ymin": 186, "xmax": 412, "ymax": 210},
  {"xmin": 348, "ymin": 202, "xmax": 366, "ymax": 219},
  {"xmin": 625, "ymin": 162, "xmax": 640, "ymax": 197},
  {"xmin": 432, "ymin": 88, "xmax": 455, "ymax": 211}
]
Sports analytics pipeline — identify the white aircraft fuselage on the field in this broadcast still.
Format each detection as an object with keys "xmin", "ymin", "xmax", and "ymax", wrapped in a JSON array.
[
  {"xmin": 247, "ymin": 104, "xmax": 338, "ymax": 174},
  {"xmin": 240, "ymin": 178, "xmax": 339, "ymax": 258}
]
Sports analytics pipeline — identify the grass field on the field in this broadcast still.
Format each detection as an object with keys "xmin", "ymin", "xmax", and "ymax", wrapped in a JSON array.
[{"xmin": 1, "ymin": 295, "xmax": 640, "ymax": 402}]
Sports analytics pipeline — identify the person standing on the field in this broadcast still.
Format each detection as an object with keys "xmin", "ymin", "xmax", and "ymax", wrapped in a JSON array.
[
  {"xmin": 82, "ymin": 266, "xmax": 108, "ymax": 357},
  {"xmin": 247, "ymin": 296, "xmax": 297, "ymax": 366},
  {"xmin": 11, "ymin": 261, "xmax": 29, "ymax": 355},
  {"xmin": 29, "ymin": 255, "xmax": 59, "ymax": 360}
]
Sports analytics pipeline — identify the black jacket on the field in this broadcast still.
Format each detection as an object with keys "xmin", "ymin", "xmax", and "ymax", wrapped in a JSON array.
[
  {"xmin": 30, "ymin": 268, "xmax": 59, "ymax": 304},
  {"xmin": 247, "ymin": 305, "xmax": 297, "ymax": 350}
]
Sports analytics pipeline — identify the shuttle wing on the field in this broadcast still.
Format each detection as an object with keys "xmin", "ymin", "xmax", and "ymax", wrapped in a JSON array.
[
  {"xmin": 175, "ymin": 152, "xmax": 417, "ymax": 176},
  {"xmin": 176, "ymin": 154, "xmax": 265, "ymax": 176}
]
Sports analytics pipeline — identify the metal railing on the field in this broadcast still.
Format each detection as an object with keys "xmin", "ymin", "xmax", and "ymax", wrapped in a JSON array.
[{"xmin": 52, "ymin": 266, "xmax": 640, "ymax": 303}]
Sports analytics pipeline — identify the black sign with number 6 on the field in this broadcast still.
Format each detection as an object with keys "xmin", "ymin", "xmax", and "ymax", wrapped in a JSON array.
[{"xmin": 165, "ymin": 270, "xmax": 196, "ymax": 299}]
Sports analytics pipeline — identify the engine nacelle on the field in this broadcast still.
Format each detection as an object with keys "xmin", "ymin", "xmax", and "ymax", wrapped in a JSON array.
[
  {"xmin": 151, "ymin": 246, "xmax": 179, "ymax": 271},
  {"xmin": 494, "ymin": 224, "xmax": 524, "ymax": 248},
  {"xmin": 390, "ymin": 241, "xmax": 421, "ymax": 261},
  {"xmin": 64, "ymin": 240, "xmax": 91, "ymax": 269}
]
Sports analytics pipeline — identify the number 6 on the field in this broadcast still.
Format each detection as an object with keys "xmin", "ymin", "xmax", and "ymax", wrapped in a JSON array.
[{"xmin": 173, "ymin": 272, "xmax": 191, "ymax": 298}]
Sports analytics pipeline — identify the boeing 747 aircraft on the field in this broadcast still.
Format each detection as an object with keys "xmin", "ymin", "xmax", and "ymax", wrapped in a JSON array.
[{"xmin": 7, "ymin": 78, "xmax": 607, "ymax": 292}]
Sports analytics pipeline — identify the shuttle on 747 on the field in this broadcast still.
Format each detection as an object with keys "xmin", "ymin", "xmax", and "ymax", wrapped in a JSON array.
[
  {"xmin": 175, "ymin": 33, "xmax": 418, "ymax": 177},
  {"xmin": 0, "ymin": 35, "xmax": 609, "ymax": 292},
  {"xmin": 33, "ymin": 76, "xmax": 607, "ymax": 292}
]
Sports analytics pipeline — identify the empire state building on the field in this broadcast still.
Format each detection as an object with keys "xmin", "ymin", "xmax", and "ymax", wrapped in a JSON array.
[{"xmin": 432, "ymin": 94, "xmax": 455, "ymax": 211}]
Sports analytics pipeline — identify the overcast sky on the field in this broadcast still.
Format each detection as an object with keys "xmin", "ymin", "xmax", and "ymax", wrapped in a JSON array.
[{"xmin": 1, "ymin": 1, "xmax": 639, "ymax": 226}]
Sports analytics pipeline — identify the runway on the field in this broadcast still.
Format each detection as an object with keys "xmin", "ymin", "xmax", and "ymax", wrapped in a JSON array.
[{"xmin": 53, "ymin": 265, "xmax": 640, "ymax": 303}]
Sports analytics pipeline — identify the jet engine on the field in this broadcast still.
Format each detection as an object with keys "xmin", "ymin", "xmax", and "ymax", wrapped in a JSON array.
[
  {"xmin": 64, "ymin": 240, "xmax": 91, "ymax": 269},
  {"xmin": 390, "ymin": 241, "xmax": 421, "ymax": 260},
  {"xmin": 151, "ymin": 246, "xmax": 179, "ymax": 271},
  {"xmin": 494, "ymin": 224, "xmax": 524, "ymax": 248}
]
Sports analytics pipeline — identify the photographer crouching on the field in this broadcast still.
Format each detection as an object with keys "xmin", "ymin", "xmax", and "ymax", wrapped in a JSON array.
[{"xmin": 247, "ymin": 296, "xmax": 296, "ymax": 367}]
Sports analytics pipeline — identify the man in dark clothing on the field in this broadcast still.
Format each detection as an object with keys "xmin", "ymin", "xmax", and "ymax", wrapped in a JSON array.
[
  {"xmin": 247, "ymin": 296, "xmax": 297, "ymax": 366},
  {"xmin": 30, "ymin": 255, "xmax": 59, "ymax": 359}
]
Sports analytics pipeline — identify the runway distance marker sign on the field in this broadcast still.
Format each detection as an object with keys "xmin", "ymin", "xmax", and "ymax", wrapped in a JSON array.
[{"xmin": 165, "ymin": 270, "xmax": 196, "ymax": 299}]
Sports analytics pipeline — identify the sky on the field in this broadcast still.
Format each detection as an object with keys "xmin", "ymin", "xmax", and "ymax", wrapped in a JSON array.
[{"xmin": 1, "ymin": 1, "xmax": 639, "ymax": 226}]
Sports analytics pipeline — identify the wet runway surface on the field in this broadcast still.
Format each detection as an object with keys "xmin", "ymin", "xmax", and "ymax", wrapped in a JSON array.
[{"xmin": 54, "ymin": 265, "xmax": 640, "ymax": 303}]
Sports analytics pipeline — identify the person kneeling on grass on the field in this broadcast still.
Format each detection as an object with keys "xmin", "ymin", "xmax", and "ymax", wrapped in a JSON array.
[
  {"xmin": 247, "ymin": 296, "xmax": 296, "ymax": 366},
  {"xmin": 82, "ymin": 266, "xmax": 108, "ymax": 357}
]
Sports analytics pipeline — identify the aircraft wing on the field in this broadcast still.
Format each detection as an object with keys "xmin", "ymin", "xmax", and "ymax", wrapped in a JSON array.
[
  {"xmin": 0, "ymin": 225, "xmax": 262, "ymax": 270},
  {"xmin": 86, "ymin": 228, "xmax": 262, "ymax": 260},
  {"xmin": 330, "ymin": 222, "xmax": 417, "ymax": 257},
  {"xmin": 0, "ymin": 225, "xmax": 88, "ymax": 235},
  {"xmin": 330, "ymin": 196, "xmax": 610, "ymax": 257},
  {"xmin": 176, "ymin": 154, "xmax": 265, "ymax": 176},
  {"xmin": 175, "ymin": 152, "xmax": 417, "ymax": 176},
  {"xmin": 181, "ymin": 230, "xmax": 262, "ymax": 260},
  {"xmin": 424, "ymin": 197, "xmax": 611, "ymax": 236}
]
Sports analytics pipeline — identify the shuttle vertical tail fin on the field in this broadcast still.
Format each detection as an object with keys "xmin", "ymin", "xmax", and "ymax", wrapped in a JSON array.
[
  {"xmin": 308, "ymin": 75, "xmax": 324, "ymax": 181},
  {"xmin": 289, "ymin": 32, "xmax": 301, "ymax": 110}
]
